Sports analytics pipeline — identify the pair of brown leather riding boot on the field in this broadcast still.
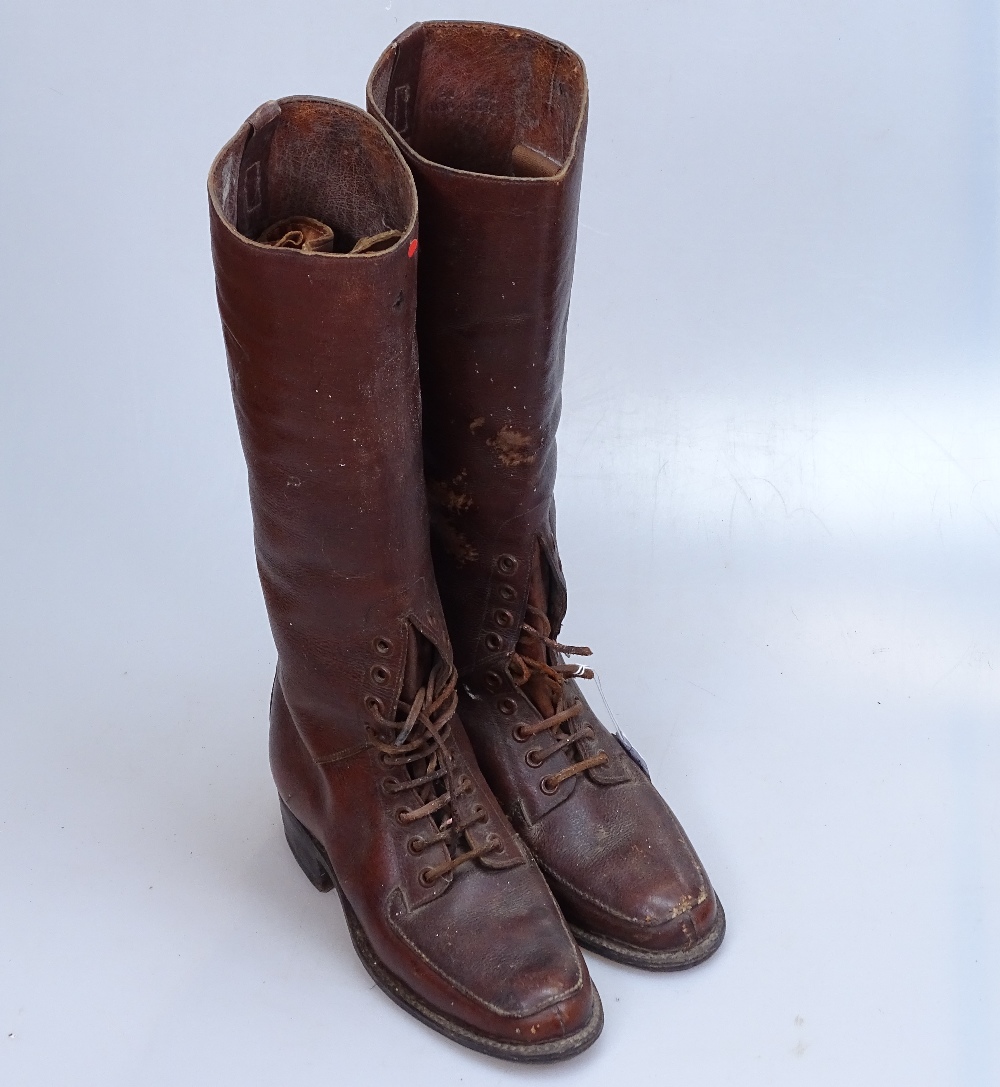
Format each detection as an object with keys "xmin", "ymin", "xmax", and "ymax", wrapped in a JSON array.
[{"xmin": 209, "ymin": 20, "xmax": 723, "ymax": 1062}]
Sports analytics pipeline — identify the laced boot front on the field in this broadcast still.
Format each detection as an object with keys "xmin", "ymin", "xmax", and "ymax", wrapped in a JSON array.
[
  {"xmin": 368, "ymin": 23, "xmax": 725, "ymax": 969},
  {"xmin": 507, "ymin": 605, "xmax": 608, "ymax": 796},
  {"xmin": 209, "ymin": 96, "xmax": 601, "ymax": 1059},
  {"xmin": 368, "ymin": 652, "xmax": 501, "ymax": 887}
]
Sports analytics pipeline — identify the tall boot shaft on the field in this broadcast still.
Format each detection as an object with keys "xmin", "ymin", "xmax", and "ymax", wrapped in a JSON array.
[
  {"xmin": 209, "ymin": 97, "xmax": 441, "ymax": 760},
  {"xmin": 368, "ymin": 22, "xmax": 589, "ymax": 667}
]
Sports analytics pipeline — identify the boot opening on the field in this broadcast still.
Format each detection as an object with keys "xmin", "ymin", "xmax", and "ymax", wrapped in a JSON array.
[
  {"xmin": 208, "ymin": 97, "xmax": 416, "ymax": 249},
  {"xmin": 370, "ymin": 23, "xmax": 587, "ymax": 178}
]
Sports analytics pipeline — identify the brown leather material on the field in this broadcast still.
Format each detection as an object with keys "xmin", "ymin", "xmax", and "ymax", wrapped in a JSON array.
[
  {"xmin": 368, "ymin": 25, "xmax": 723, "ymax": 964},
  {"xmin": 209, "ymin": 96, "xmax": 600, "ymax": 1053}
]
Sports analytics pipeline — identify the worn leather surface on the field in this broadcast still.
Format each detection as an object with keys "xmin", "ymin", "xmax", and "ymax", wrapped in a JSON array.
[
  {"xmin": 209, "ymin": 96, "xmax": 596, "ymax": 1043},
  {"xmin": 368, "ymin": 24, "xmax": 721, "ymax": 955}
]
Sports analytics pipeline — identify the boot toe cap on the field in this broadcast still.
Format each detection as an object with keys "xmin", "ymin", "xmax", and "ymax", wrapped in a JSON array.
[
  {"xmin": 500, "ymin": 982, "xmax": 602, "ymax": 1047},
  {"xmin": 632, "ymin": 883, "xmax": 720, "ymax": 952},
  {"xmin": 524, "ymin": 774, "xmax": 726, "ymax": 967}
]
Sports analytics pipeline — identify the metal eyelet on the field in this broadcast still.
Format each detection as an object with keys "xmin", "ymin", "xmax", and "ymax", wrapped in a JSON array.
[
  {"xmin": 457, "ymin": 775, "xmax": 473, "ymax": 795},
  {"xmin": 484, "ymin": 632, "xmax": 503, "ymax": 651},
  {"xmin": 497, "ymin": 554, "xmax": 518, "ymax": 575},
  {"xmin": 483, "ymin": 671, "xmax": 503, "ymax": 693},
  {"xmin": 395, "ymin": 808, "xmax": 411, "ymax": 824},
  {"xmin": 512, "ymin": 724, "xmax": 531, "ymax": 742},
  {"xmin": 371, "ymin": 664, "xmax": 390, "ymax": 685},
  {"xmin": 407, "ymin": 836, "xmax": 425, "ymax": 855},
  {"xmin": 381, "ymin": 776, "xmax": 400, "ymax": 794},
  {"xmin": 486, "ymin": 833, "xmax": 502, "ymax": 851},
  {"xmin": 498, "ymin": 584, "xmax": 516, "ymax": 602},
  {"xmin": 365, "ymin": 695, "xmax": 384, "ymax": 715},
  {"xmin": 418, "ymin": 868, "xmax": 437, "ymax": 887},
  {"xmin": 494, "ymin": 608, "xmax": 514, "ymax": 628},
  {"xmin": 525, "ymin": 748, "xmax": 544, "ymax": 768},
  {"xmin": 498, "ymin": 697, "xmax": 517, "ymax": 715},
  {"xmin": 539, "ymin": 776, "xmax": 559, "ymax": 795},
  {"xmin": 379, "ymin": 752, "xmax": 395, "ymax": 766},
  {"xmin": 373, "ymin": 636, "xmax": 393, "ymax": 656}
]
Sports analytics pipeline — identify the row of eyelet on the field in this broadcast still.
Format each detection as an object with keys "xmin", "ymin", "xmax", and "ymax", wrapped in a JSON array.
[
  {"xmin": 381, "ymin": 782, "xmax": 435, "ymax": 881},
  {"xmin": 408, "ymin": 790, "xmax": 493, "ymax": 885},
  {"xmin": 369, "ymin": 633, "xmax": 457, "ymax": 885},
  {"xmin": 367, "ymin": 635, "xmax": 394, "ymax": 715},
  {"xmin": 509, "ymin": 718, "xmax": 561, "ymax": 794},
  {"xmin": 484, "ymin": 555, "xmax": 519, "ymax": 652},
  {"xmin": 369, "ymin": 608, "xmax": 440, "ymax": 691},
  {"xmin": 371, "ymin": 634, "xmax": 393, "ymax": 691}
]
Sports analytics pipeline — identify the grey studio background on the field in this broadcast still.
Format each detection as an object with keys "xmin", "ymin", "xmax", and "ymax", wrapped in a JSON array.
[{"xmin": 1, "ymin": 0, "xmax": 998, "ymax": 1084}]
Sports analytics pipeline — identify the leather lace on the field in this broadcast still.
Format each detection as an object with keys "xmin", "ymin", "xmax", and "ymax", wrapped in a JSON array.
[
  {"xmin": 368, "ymin": 657, "xmax": 500, "ymax": 884},
  {"xmin": 508, "ymin": 605, "xmax": 609, "ymax": 792}
]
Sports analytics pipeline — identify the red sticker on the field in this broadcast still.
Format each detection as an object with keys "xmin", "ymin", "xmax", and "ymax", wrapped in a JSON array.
[{"xmin": 407, "ymin": 238, "xmax": 418, "ymax": 258}]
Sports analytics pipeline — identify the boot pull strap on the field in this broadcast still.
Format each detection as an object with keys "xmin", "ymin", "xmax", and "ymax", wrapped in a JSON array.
[
  {"xmin": 385, "ymin": 23, "xmax": 426, "ymax": 139},
  {"xmin": 511, "ymin": 144, "xmax": 562, "ymax": 178},
  {"xmin": 236, "ymin": 99, "xmax": 281, "ymax": 241}
]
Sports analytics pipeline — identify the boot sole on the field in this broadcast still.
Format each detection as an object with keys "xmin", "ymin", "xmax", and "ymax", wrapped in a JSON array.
[
  {"xmin": 279, "ymin": 799, "xmax": 604, "ymax": 1062},
  {"xmin": 568, "ymin": 895, "xmax": 726, "ymax": 971}
]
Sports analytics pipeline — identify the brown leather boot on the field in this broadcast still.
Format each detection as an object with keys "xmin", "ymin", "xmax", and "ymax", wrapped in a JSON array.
[
  {"xmin": 209, "ymin": 96, "xmax": 602, "ymax": 1059},
  {"xmin": 368, "ymin": 24, "xmax": 726, "ymax": 970}
]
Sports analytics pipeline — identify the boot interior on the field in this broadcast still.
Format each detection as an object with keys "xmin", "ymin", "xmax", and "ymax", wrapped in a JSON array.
[
  {"xmin": 370, "ymin": 22, "xmax": 587, "ymax": 177},
  {"xmin": 209, "ymin": 97, "xmax": 416, "ymax": 250}
]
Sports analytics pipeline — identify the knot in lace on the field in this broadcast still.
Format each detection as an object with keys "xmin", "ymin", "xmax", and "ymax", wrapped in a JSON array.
[
  {"xmin": 368, "ymin": 657, "xmax": 500, "ymax": 885},
  {"xmin": 508, "ymin": 605, "xmax": 609, "ymax": 793}
]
